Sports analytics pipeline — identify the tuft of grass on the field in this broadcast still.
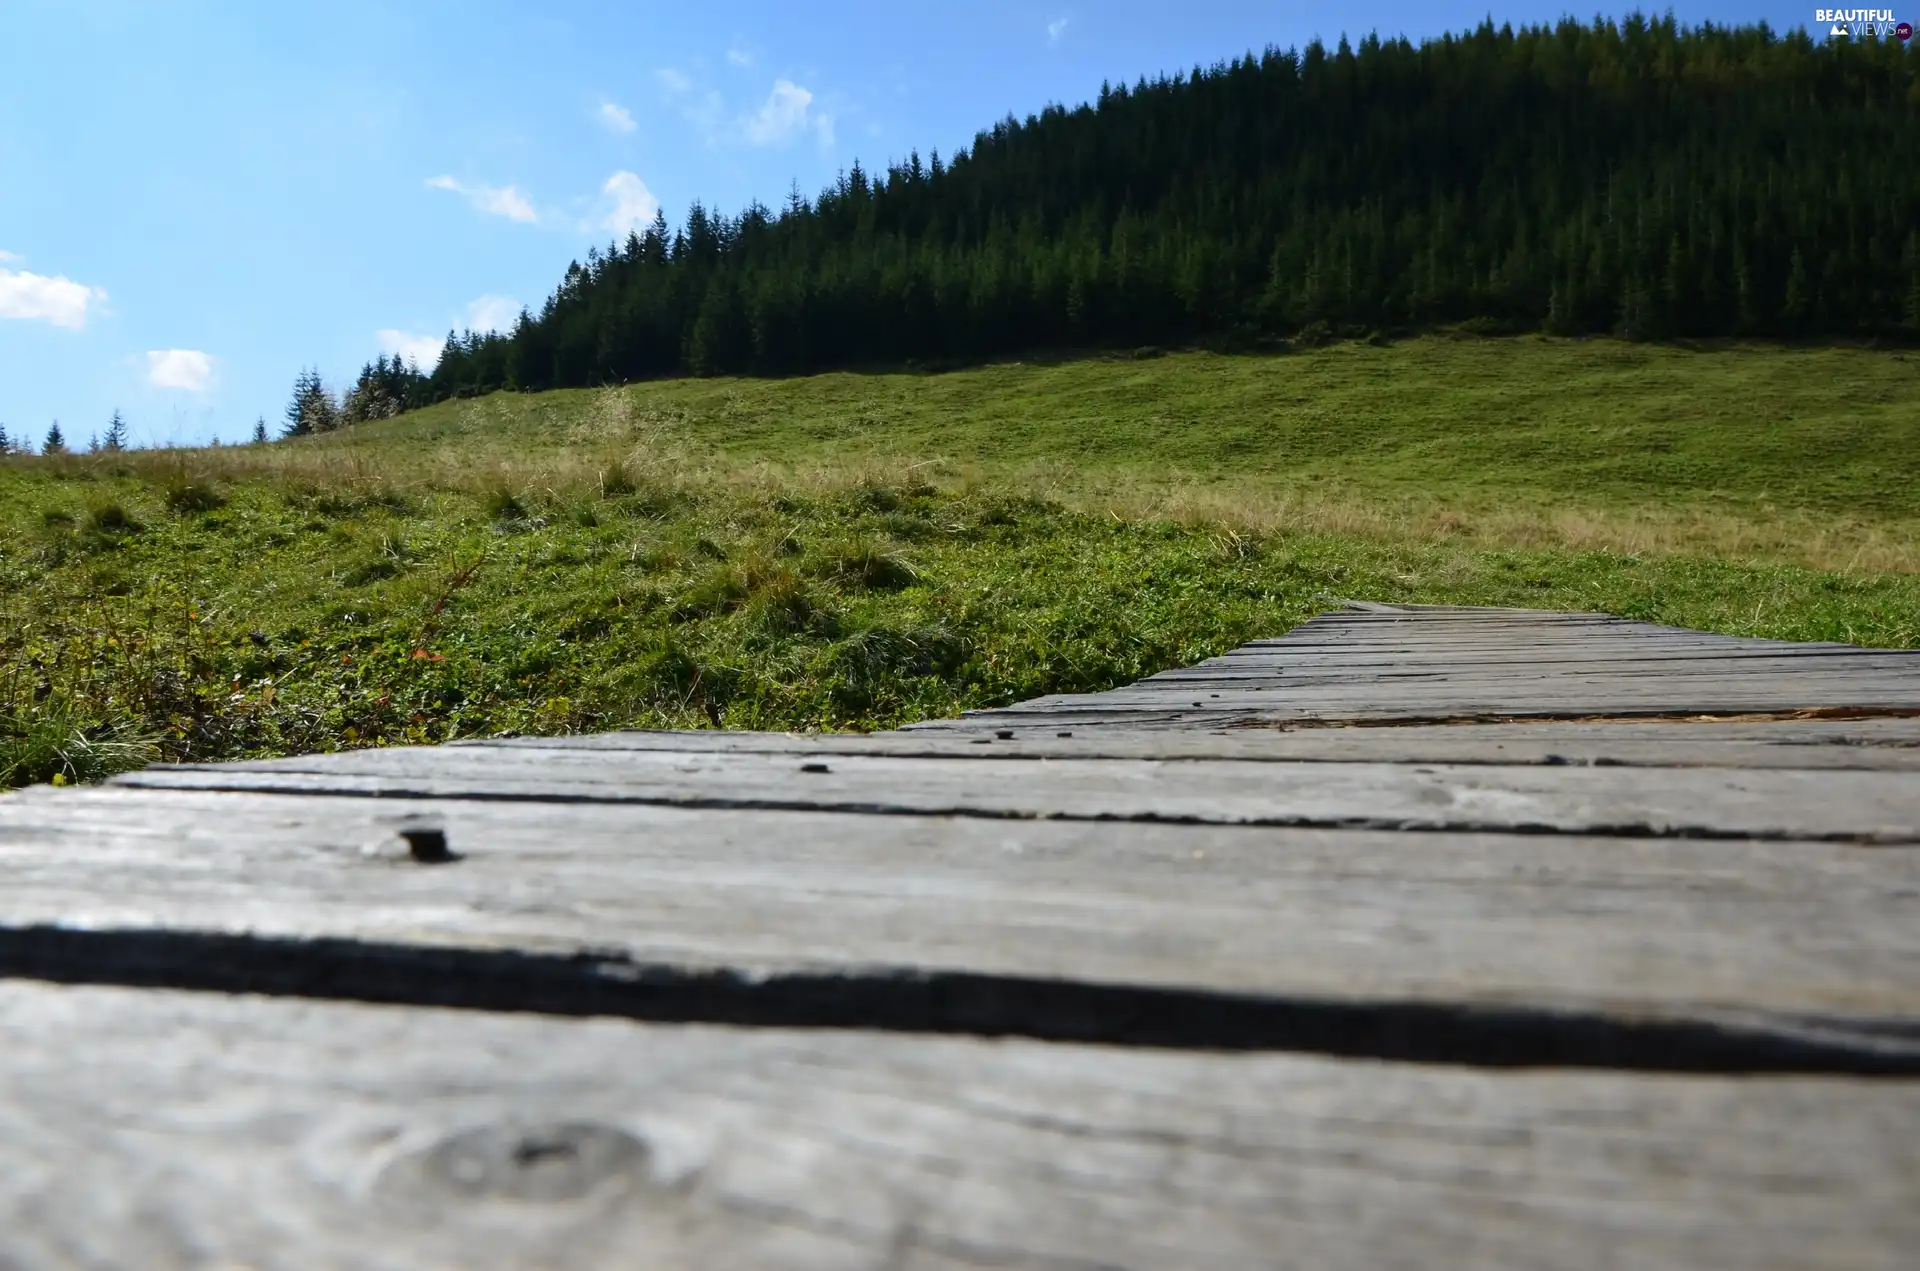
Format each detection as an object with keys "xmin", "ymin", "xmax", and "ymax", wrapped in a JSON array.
[
  {"xmin": 598, "ymin": 459, "xmax": 636, "ymax": 498},
  {"xmin": 480, "ymin": 479, "xmax": 530, "ymax": 523},
  {"xmin": 811, "ymin": 539, "xmax": 922, "ymax": 591},
  {"xmin": 164, "ymin": 478, "xmax": 227, "ymax": 515},
  {"xmin": 84, "ymin": 502, "xmax": 140, "ymax": 535},
  {"xmin": 0, "ymin": 704, "xmax": 157, "ymax": 788}
]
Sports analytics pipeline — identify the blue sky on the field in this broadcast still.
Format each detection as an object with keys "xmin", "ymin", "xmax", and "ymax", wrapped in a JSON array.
[{"xmin": 0, "ymin": 1, "xmax": 1841, "ymax": 447}]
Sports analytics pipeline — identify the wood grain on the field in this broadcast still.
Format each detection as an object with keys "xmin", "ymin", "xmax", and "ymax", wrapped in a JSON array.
[
  {"xmin": 468, "ymin": 718, "xmax": 1920, "ymax": 769},
  {"xmin": 110, "ymin": 745, "xmax": 1920, "ymax": 842},
  {"xmin": 916, "ymin": 604, "xmax": 1920, "ymax": 730},
  {"xmin": 3, "ymin": 981, "xmax": 1915, "ymax": 1271},
  {"xmin": 5, "ymin": 786, "xmax": 1918, "ymax": 1049}
]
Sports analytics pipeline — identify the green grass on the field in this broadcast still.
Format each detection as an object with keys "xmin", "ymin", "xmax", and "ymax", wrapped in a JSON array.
[
  {"xmin": 3, "ymin": 334, "xmax": 1916, "ymax": 788},
  {"xmin": 355, "ymin": 334, "xmax": 1920, "ymax": 565}
]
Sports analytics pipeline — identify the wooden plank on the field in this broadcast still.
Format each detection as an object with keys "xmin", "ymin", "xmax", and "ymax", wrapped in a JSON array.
[
  {"xmin": 924, "ymin": 605, "xmax": 1920, "ymax": 730},
  {"xmin": 111, "ymin": 746, "xmax": 1920, "ymax": 842},
  {"xmin": 467, "ymin": 719, "xmax": 1920, "ymax": 769},
  {"xmin": 6, "ymin": 786, "xmax": 1919, "ymax": 1063},
  {"xmin": 3, "ymin": 981, "xmax": 1916, "ymax": 1271}
]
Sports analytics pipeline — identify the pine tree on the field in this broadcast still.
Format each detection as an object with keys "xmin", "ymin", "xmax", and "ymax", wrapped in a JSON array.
[
  {"xmin": 252, "ymin": 416, "xmax": 269, "ymax": 445},
  {"xmin": 0, "ymin": 423, "xmax": 11, "ymax": 455},
  {"xmin": 282, "ymin": 368, "xmax": 338, "ymax": 436},
  {"xmin": 283, "ymin": 370, "xmax": 314, "ymax": 437},
  {"xmin": 101, "ymin": 409, "xmax": 128, "ymax": 452},
  {"xmin": 43, "ymin": 421, "xmax": 67, "ymax": 455}
]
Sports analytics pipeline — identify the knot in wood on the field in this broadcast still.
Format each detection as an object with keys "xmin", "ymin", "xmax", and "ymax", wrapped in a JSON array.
[{"xmin": 413, "ymin": 1122, "xmax": 648, "ymax": 1203}]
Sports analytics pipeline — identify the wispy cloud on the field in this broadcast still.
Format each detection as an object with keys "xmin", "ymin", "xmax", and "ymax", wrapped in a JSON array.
[
  {"xmin": 1047, "ymin": 16, "xmax": 1070, "ymax": 45},
  {"xmin": 377, "ymin": 294, "xmax": 518, "ymax": 365},
  {"xmin": 744, "ymin": 78, "xmax": 833, "ymax": 148},
  {"xmin": 598, "ymin": 100, "xmax": 636, "ymax": 133},
  {"xmin": 145, "ymin": 349, "xmax": 216, "ymax": 392},
  {"xmin": 597, "ymin": 171, "xmax": 660, "ymax": 236},
  {"xmin": 425, "ymin": 175, "xmax": 538, "ymax": 223},
  {"xmin": 726, "ymin": 44, "xmax": 754, "ymax": 67},
  {"xmin": 0, "ymin": 261, "xmax": 106, "ymax": 330},
  {"xmin": 658, "ymin": 68, "xmax": 834, "ymax": 150},
  {"xmin": 376, "ymin": 329, "xmax": 445, "ymax": 369},
  {"xmin": 656, "ymin": 67, "xmax": 725, "ymax": 140},
  {"xmin": 465, "ymin": 295, "xmax": 521, "ymax": 335}
]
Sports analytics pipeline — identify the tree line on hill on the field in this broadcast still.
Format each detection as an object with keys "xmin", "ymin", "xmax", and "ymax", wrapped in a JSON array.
[
  {"xmin": 0, "ymin": 413, "xmax": 131, "ymax": 456},
  {"xmin": 0, "ymin": 353, "xmax": 429, "ymax": 454},
  {"xmin": 279, "ymin": 355, "xmax": 434, "ymax": 436},
  {"xmin": 400, "ymin": 14, "xmax": 1918, "ymax": 402}
]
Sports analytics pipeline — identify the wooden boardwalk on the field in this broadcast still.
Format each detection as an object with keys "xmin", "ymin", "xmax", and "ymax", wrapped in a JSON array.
[{"xmin": 3, "ymin": 603, "xmax": 1918, "ymax": 1268}]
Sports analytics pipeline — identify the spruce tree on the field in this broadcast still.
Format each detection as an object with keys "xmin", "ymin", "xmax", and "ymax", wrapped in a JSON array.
[
  {"xmin": 101, "ymin": 409, "xmax": 128, "ymax": 452},
  {"xmin": 283, "ymin": 369, "xmax": 314, "ymax": 437},
  {"xmin": 43, "ymin": 421, "xmax": 66, "ymax": 455},
  {"xmin": 282, "ymin": 368, "xmax": 338, "ymax": 436},
  {"xmin": 252, "ymin": 416, "xmax": 269, "ymax": 445},
  {"xmin": 0, "ymin": 423, "xmax": 11, "ymax": 455}
]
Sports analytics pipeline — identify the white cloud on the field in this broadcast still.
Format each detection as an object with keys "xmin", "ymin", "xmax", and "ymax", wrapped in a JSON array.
[
  {"xmin": 1048, "ymin": 16, "xmax": 1070, "ymax": 44},
  {"xmin": 598, "ymin": 170, "xmax": 660, "ymax": 236},
  {"xmin": 0, "ymin": 249, "xmax": 19, "ymax": 262},
  {"xmin": 0, "ymin": 266, "xmax": 106, "ymax": 330},
  {"xmin": 598, "ymin": 101, "xmax": 636, "ymax": 133},
  {"xmin": 145, "ymin": 349, "xmax": 216, "ymax": 392},
  {"xmin": 425, "ymin": 175, "xmax": 538, "ymax": 223},
  {"xmin": 377, "ymin": 296, "xmax": 518, "ymax": 363},
  {"xmin": 726, "ymin": 45, "xmax": 754, "ymax": 67},
  {"xmin": 655, "ymin": 68, "xmax": 725, "ymax": 139},
  {"xmin": 744, "ymin": 78, "xmax": 831, "ymax": 148},
  {"xmin": 376, "ymin": 329, "xmax": 445, "ymax": 370},
  {"xmin": 465, "ymin": 294, "xmax": 521, "ymax": 335}
]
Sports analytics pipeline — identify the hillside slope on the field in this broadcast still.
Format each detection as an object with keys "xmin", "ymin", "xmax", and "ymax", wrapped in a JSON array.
[
  {"xmin": 401, "ymin": 16, "xmax": 1920, "ymax": 401},
  {"xmin": 5, "ymin": 338, "xmax": 1917, "ymax": 788}
]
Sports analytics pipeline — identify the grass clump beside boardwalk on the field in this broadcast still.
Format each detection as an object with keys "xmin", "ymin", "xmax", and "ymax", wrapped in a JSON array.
[{"xmin": 3, "ymin": 336, "xmax": 1917, "ymax": 789}]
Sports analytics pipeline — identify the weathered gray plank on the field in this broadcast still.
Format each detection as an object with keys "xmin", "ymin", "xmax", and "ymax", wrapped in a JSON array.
[
  {"xmin": 3, "ymin": 981, "xmax": 1915, "ymax": 1271},
  {"xmin": 6, "ymin": 786, "xmax": 1919, "ymax": 1047},
  {"xmin": 924, "ymin": 604, "xmax": 1920, "ymax": 730},
  {"xmin": 112, "ymin": 746, "xmax": 1920, "ymax": 842},
  {"xmin": 467, "ymin": 719, "xmax": 1920, "ymax": 769}
]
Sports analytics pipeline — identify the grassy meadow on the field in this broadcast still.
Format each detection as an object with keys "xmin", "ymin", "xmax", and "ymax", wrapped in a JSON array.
[{"xmin": 4, "ymin": 334, "xmax": 1917, "ymax": 788}]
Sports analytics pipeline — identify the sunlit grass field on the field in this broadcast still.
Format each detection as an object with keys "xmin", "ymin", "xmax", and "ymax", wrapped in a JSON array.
[{"xmin": 4, "ymin": 334, "xmax": 1916, "ymax": 788}]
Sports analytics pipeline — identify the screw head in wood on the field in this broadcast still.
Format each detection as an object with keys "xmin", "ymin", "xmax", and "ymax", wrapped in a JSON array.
[{"xmin": 399, "ymin": 827, "xmax": 457, "ymax": 864}]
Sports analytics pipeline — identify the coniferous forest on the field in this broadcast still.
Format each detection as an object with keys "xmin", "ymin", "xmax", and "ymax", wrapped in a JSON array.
[{"xmin": 415, "ymin": 15, "xmax": 1919, "ymax": 401}]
